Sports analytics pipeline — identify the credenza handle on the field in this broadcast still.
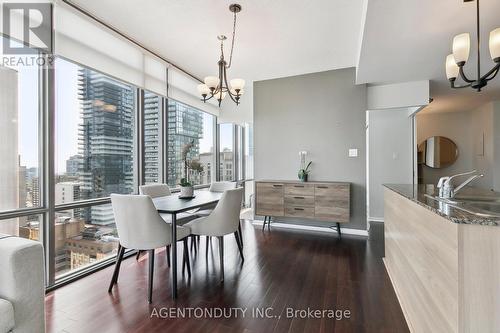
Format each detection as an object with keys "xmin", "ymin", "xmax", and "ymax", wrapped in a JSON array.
[
  {"xmin": 317, "ymin": 186, "xmax": 329, "ymax": 189},
  {"xmin": 272, "ymin": 184, "xmax": 283, "ymax": 188},
  {"xmin": 294, "ymin": 208, "xmax": 304, "ymax": 211},
  {"xmin": 294, "ymin": 196, "xmax": 305, "ymax": 199},
  {"xmin": 294, "ymin": 185, "xmax": 304, "ymax": 188}
]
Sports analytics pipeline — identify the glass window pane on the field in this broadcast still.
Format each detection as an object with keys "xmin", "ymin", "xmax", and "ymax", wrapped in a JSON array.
[
  {"xmin": 0, "ymin": 37, "xmax": 41, "ymax": 219},
  {"xmin": 1, "ymin": 214, "xmax": 41, "ymax": 240},
  {"xmin": 245, "ymin": 123, "xmax": 254, "ymax": 179},
  {"xmin": 55, "ymin": 58, "xmax": 137, "ymax": 203},
  {"xmin": 54, "ymin": 203, "xmax": 119, "ymax": 278},
  {"xmin": 219, "ymin": 123, "xmax": 234, "ymax": 181},
  {"xmin": 167, "ymin": 100, "xmax": 214, "ymax": 187},
  {"xmin": 143, "ymin": 91, "xmax": 161, "ymax": 184}
]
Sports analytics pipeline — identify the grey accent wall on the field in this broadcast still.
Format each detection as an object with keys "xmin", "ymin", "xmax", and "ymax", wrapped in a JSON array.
[{"xmin": 254, "ymin": 68, "xmax": 367, "ymax": 230}]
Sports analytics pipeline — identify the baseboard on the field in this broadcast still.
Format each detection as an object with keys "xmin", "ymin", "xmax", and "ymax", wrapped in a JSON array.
[
  {"xmin": 250, "ymin": 220, "xmax": 369, "ymax": 237},
  {"xmin": 369, "ymin": 217, "xmax": 384, "ymax": 223},
  {"xmin": 383, "ymin": 258, "xmax": 414, "ymax": 333}
]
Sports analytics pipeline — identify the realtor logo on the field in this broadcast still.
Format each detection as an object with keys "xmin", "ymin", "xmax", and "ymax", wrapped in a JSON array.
[{"xmin": 2, "ymin": 2, "xmax": 52, "ymax": 54}]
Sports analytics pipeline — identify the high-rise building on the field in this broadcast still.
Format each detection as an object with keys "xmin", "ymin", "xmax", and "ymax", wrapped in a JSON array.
[
  {"xmin": 167, "ymin": 101, "xmax": 204, "ymax": 186},
  {"xmin": 78, "ymin": 68, "xmax": 135, "ymax": 225},
  {"xmin": 0, "ymin": 67, "xmax": 19, "ymax": 235},
  {"xmin": 55, "ymin": 182, "xmax": 81, "ymax": 218},
  {"xmin": 66, "ymin": 155, "xmax": 81, "ymax": 177},
  {"xmin": 144, "ymin": 93, "xmax": 160, "ymax": 184},
  {"xmin": 219, "ymin": 149, "xmax": 234, "ymax": 181}
]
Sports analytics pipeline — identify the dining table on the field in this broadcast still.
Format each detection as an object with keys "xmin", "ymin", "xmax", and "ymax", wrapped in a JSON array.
[{"xmin": 152, "ymin": 190, "xmax": 223, "ymax": 299}]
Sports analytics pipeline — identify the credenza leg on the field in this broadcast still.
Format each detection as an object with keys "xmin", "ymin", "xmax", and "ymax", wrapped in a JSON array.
[
  {"xmin": 262, "ymin": 216, "xmax": 267, "ymax": 231},
  {"xmin": 268, "ymin": 216, "xmax": 271, "ymax": 231},
  {"xmin": 337, "ymin": 222, "xmax": 342, "ymax": 238}
]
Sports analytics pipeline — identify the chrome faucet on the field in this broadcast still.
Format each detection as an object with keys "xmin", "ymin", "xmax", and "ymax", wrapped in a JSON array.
[{"xmin": 437, "ymin": 170, "xmax": 484, "ymax": 199}]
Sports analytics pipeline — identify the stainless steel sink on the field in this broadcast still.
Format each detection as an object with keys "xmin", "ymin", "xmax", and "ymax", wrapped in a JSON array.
[{"xmin": 425, "ymin": 194, "xmax": 500, "ymax": 218}]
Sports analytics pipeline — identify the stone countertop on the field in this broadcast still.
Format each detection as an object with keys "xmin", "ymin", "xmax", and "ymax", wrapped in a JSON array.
[{"xmin": 384, "ymin": 184, "xmax": 500, "ymax": 226}]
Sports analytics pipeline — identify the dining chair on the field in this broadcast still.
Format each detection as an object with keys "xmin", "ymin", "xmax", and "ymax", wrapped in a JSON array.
[
  {"xmin": 184, "ymin": 188, "xmax": 244, "ymax": 282},
  {"xmin": 193, "ymin": 182, "xmax": 243, "ymax": 253},
  {"xmin": 138, "ymin": 184, "xmax": 196, "ymax": 260},
  {"xmin": 108, "ymin": 194, "xmax": 192, "ymax": 303}
]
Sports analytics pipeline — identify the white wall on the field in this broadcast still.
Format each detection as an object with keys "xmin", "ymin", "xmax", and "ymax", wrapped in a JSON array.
[
  {"xmin": 417, "ymin": 101, "xmax": 499, "ymax": 191},
  {"xmin": 367, "ymin": 109, "xmax": 413, "ymax": 220}
]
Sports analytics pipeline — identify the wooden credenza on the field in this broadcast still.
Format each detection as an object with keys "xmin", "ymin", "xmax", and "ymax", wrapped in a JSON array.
[{"xmin": 255, "ymin": 180, "xmax": 350, "ymax": 234}]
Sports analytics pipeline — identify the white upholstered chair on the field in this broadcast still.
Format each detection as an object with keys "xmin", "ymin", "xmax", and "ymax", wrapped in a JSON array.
[
  {"xmin": 184, "ymin": 188, "xmax": 244, "ymax": 282},
  {"xmin": 138, "ymin": 183, "xmax": 197, "ymax": 260},
  {"xmin": 109, "ymin": 194, "xmax": 191, "ymax": 303}
]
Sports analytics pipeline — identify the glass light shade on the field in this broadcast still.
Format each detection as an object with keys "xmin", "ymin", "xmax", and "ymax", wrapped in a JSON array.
[
  {"xmin": 204, "ymin": 76, "xmax": 220, "ymax": 89},
  {"xmin": 215, "ymin": 91, "xmax": 226, "ymax": 100},
  {"xmin": 230, "ymin": 78, "xmax": 245, "ymax": 90},
  {"xmin": 230, "ymin": 88, "xmax": 244, "ymax": 95},
  {"xmin": 197, "ymin": 84, "xmax": 211, "ymax": 95},
  {"xmin": 452, "ymin": 33, "xmax": 470, "ymax": 64},
  {"xmin": 489, "ymin": 28, "xmax": 500, "ymax": 61},
  {"xmin": 446, "ymin": 54, "xmax": 459, "ymax": 79}
]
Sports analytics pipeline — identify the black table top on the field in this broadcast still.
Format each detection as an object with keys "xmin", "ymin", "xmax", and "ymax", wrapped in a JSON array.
[{"xmin": 152, "ymin": 190, "xmax": 223, "ymax": 214}]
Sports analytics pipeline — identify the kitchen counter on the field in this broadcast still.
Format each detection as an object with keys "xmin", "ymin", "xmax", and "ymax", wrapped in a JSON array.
[
  {"xmin": 383, "ymin": 185, "xmax": 500, "ymax": 332},
  {"xmin": 384, "ymin": 184, "xmax": 500, "ymax": 226}
]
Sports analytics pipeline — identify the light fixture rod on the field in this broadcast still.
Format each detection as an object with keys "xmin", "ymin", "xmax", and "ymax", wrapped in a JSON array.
[{"xmin": 476, "ymin": 0, "xmax": 480, "ymax": 83}]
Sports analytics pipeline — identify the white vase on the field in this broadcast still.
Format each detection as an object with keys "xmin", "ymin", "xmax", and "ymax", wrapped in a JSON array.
[{"xmin": 180, "ymin": 186, "xmax": 194, "ymax": 198}]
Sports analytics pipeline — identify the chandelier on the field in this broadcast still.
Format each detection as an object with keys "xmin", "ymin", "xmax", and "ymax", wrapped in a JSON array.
[
  {"xmin": 197, "ymin": 4, "xmax": 245, "ymax": 107},
  {"xmin": 445, "ymin": 0, "xmax": 500, "ymax": 91}
]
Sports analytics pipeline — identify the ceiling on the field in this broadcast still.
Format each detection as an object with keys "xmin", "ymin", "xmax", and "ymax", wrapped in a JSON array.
[
  {"xmin": 69, "ymin": 0, "xmax": 500, "ymax": 117},
  {"xmin": 357, "ymin": 0, "xmax": 500, "ymax": 114},
  {"xmin": 70, "ymin": 0, "xmax": 364, "ymax": 82}
]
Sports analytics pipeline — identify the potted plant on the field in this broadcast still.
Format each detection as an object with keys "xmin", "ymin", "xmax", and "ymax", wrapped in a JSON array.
[
  {"xmin": 179, "ymin": 141, "xmax": 204, "ymax": 198},
  {"xmin": 298, "ymin": 151, "xmax": 312, "ymax": 182}
]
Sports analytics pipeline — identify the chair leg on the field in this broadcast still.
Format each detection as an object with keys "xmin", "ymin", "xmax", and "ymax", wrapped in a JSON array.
[
  {"xmin": 238, "ymin": 221, "xmax": 243, "ymax": 248},
  {"xmin": 234, "ymin": 231, "xmax": 244, "ymax": 262},
  {"xmin": 183, "ymin": 238, "xmax": 191, "ymax": 278},
  {"xmin": 136, "ymin": 250, "xmax": 142, "ymax": 260},
  {"xmin": 218, "ymin": 236, "xmax": 224, "ymax": 282},
  {"xmin": 166, "ymin": 245, "xmax": 171, "ymax": 268},
  {"xmin": 205, "ymin": 235, "xmax": 210, "ymax": 255},
  {"xmin": 148, "ymin": 249, "xmax": 155, "ymax": 303},
  {"xmin": 191, "ymin": 236, "xmax": 198, "ymax": 255},
  {"xmin": 108, "ymin": 244, "xmax": 125, "ymax": 293}
]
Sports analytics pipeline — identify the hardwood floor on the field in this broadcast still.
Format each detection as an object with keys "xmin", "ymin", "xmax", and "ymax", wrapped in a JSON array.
[{"xmin": 45, "ymin": 221, "xmax": 409, "ymax": 333}]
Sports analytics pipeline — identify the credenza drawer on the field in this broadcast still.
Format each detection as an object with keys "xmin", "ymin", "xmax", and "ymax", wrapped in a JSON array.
[
  {"xmin": 315, "ymin": 184, "xmax": 350, "ymax": 205},
  {"xmin": 256, "ymin": 182, "xmax": 284, "ymax": 216},
  {"xmin": 285, "ymin": 206, "xmax": 315, "ymax": 218},
  {"xmin": 284, "ymin": 195, "xmax": 315, "ymax": 207},
  {"xmin": 285, "ymin": 183, "xmax": 315, "ymax": 196}
]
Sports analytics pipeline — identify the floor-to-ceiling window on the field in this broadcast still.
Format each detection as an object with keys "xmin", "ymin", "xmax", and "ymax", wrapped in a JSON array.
[
  {"xmin": 143, "ymin": 91, "xmax": 162, "ymax": 184},
  {"xmin": 218, "ymin": 123, "xmax": 234, "ymax": 181},
  {"xmin": 0, "ymin": 25, "xmax": 247, "ymax": 288},
  {"xmin": 53, "ymin": 57, "xmax": 136, "ymax": 277},
  {"xmin": 167, "ymin": 100, "xmax": 214, "ymax": 187},
  {"xmin": 0, "ymin": 36, "xmax": 41, "ymax": 238}
]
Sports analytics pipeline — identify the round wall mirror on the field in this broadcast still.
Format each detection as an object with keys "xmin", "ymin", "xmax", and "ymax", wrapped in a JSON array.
[{"xmin": 418, "ymin": 136, "xmax": 459, "ymax": 169}]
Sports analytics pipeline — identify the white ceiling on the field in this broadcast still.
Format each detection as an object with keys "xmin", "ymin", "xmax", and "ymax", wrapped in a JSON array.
[
  {"xmin": 357, "ymin": 0, "xmax": 500, "ymax": 114},
  {"xmin": 70, "ymin": 0, "xmax": 364, "ymax": 82}
]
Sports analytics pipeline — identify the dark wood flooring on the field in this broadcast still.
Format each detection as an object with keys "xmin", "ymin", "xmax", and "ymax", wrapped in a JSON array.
[{"xmin": 45, "ymin": 221, "xmax": 409, "ymax": 333}]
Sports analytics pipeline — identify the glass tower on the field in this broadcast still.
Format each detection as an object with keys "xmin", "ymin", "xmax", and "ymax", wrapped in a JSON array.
[
  {"xmin": 167, "ymin": 100, "xmax": 203, "ymax": 186},
  {"xmin": 78, "ymin": 68, "xmax": 135, "ymax": 225}
]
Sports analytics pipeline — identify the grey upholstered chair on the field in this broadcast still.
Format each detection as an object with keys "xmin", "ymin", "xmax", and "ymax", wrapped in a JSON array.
[
  {"xmin": 184, "ymin": 188, "xmax": 244, "ymax": 282},
  {"xmin": 109, "ymin": 194, "xmax": 191, "ymax": 303}
]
